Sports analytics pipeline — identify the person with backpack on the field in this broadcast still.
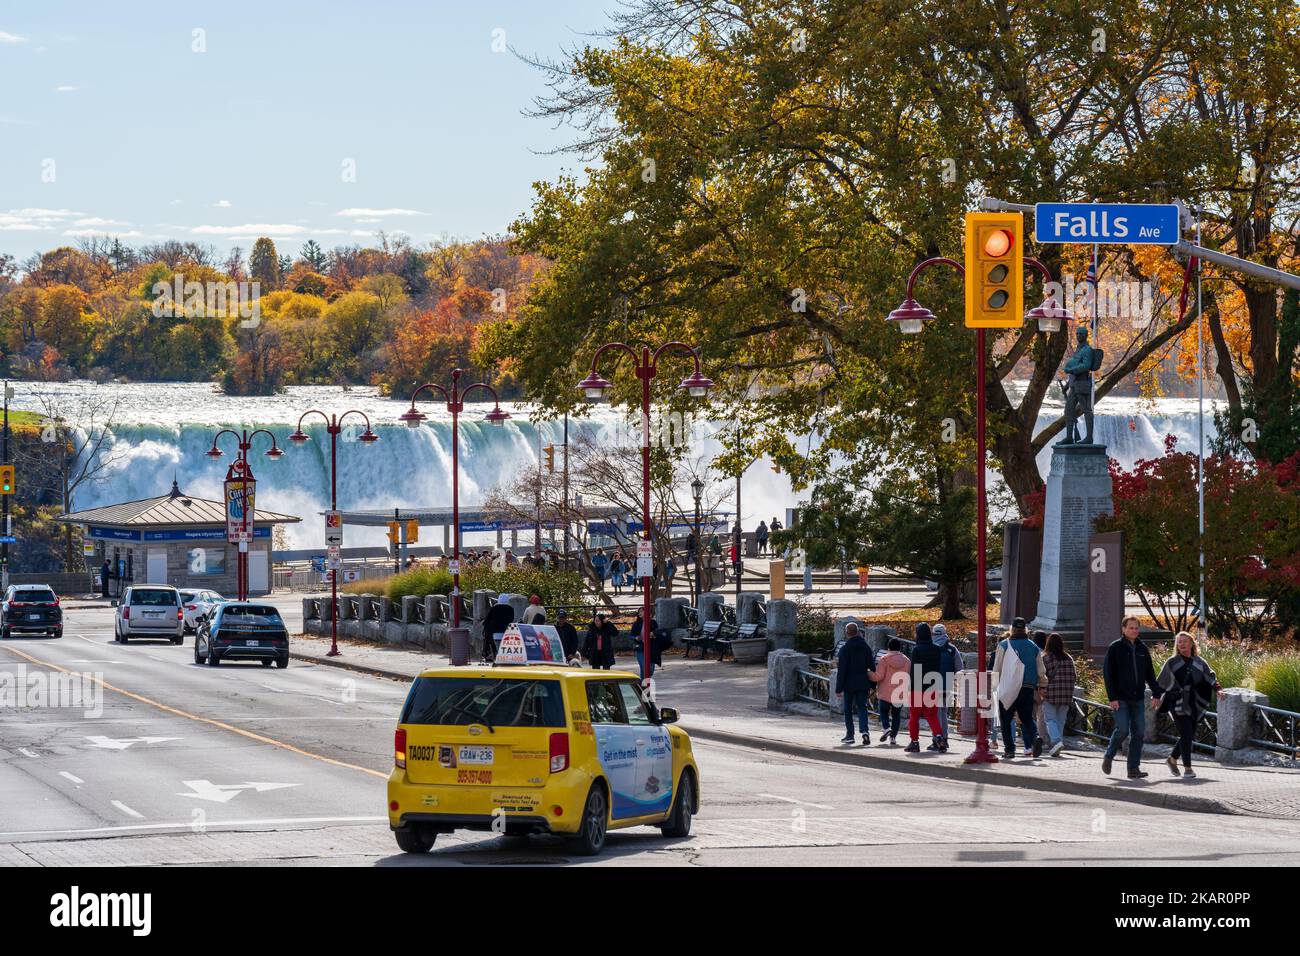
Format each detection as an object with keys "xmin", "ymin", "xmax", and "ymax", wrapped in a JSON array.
[
  {"xmin": 1042, "ymin": 632, "xmax": 1077, "ymax": 756},
  {"xmin": 931, "ymin": 623, "xmax": 961, "ymax": 744},
  {"xmin": 992, "ymin": 617, "xmax": 1047, "ymax": 759},
  {"xmin": 1102, "ymin": 615, "xmax": 1164, "ymax": 779},
  {"xmin": 904, "ymin": 622, "xmax": 947, "ymax": 753},
  {"xmin": 870, "ymin": 637, "xmax": 910, "ymax": 745},
  {"xmin": 834, "ymin": 623, "xmax": 875, "ymax": 745},
  {"xmin": 1155, "ymin": 630, "xmax": 1223, "ymax": 778}
]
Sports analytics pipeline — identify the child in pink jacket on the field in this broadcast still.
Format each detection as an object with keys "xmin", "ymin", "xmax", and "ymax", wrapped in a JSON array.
[{"xmin": 870, "ymin": 637, "xmax": 910, "ymax": 745}]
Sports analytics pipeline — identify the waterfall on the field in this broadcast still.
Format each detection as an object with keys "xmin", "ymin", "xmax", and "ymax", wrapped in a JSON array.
[{"xmin": 10, "ymin": 382, "xmax": 1218, "ymax": 549}]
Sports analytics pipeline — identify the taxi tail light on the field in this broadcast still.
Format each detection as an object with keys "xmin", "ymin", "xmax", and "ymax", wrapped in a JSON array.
[
  {"xmin": 394, "ymin": 728, "xmax": 407, "ymax": 769},
  {"xmin": 548, "ymin": 732, "xmax": 569, "ymax": 773}
]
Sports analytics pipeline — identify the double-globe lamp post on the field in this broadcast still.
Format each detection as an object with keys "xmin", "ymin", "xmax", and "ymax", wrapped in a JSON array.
[
  {"xmin": 286, "ymin": 410, "xmax": 379, "ymax": 657},
  {"xmin": 400, "ymin": 369, "xmax": 510, "ymax": 666},
  {"xmin": 205, "ymin": 428, "xmax": 284, "ymax": 602},
  {"xmin": 578, "ymin": 343, "xmax": 713, "ymax": 690},
  {"xmin": 887, "ymin": 242, "xmax": 1068, "ymax": 764}
]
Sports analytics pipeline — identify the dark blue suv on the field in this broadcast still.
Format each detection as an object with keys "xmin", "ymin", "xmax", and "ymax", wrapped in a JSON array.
[{"xmin": 195, "ymin": 602, "xmax": 289, "ymax": 668}]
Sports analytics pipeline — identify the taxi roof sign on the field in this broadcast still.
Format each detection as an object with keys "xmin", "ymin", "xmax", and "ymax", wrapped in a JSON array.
[{"xmin": 496, "ymin": 624, "xmax": 568, "ymax": 666}]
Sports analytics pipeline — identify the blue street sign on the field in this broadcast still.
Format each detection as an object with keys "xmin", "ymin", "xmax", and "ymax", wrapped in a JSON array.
[
  {"xmin": 0, "ymin": 536, "xmax": 14, "ymax": 544},
  {"xmin": 1034, "ymin": 203, "xmax": 1180, "ymax": 245}
]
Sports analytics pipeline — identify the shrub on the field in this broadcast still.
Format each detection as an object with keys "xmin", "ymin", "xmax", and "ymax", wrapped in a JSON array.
[
  {"xmin": 461, "ymin": 565, "xmax": 586, "ymax": 608},
  {"xmin": 1253, "ymin": 652, "xmax": 1300, "ymax": 713},
  {"xmin": 386, "ymin": 567, "xmax": 453, "ymax": 601}
]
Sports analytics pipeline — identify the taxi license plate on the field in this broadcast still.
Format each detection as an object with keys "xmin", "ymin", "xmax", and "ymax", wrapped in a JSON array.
[
  {"xmin": 246, "ymin": 640, "xmax": 260, "ymax": 647},
  {"xmin": 458, "ymin": 745, "xmax": 493, "ymax": 765}
]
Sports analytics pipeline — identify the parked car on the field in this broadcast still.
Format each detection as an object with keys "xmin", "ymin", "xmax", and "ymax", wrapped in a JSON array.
[
  {"xmin": 0, "ymin": 584, "xmax": 63, "ymax": 639},
  {"xmin": 179, "ymin": 589, "xmax": 224, "ymax": 633},
  {"xmin": 114, "ymin": 586, "xmax": 184, "ymax": 644},
  {"xmin": 195, "ymin": 602, "xmax": 290, "ymax": 668}
]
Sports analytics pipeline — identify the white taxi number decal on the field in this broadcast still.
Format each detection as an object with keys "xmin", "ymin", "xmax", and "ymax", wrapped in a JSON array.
[{"xmin": 458, "ymin": 745, "xmax": 494, "ymax": 765}]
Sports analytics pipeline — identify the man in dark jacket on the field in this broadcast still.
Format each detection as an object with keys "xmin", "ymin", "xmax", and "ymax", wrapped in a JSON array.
[
  {"xmin": 482, "ymin": 600, "xmax": 515, "ymax": 662},
  {"xmin": 906, "ymin": 621, "xmax": 947, "ymax": 752},
  {"xmin": 834, "ymin": 623, "xmax": 875, "ymax": 745},
  {"xmin": 555, "ymin": 609, "xmax": 580, "ymax": 661},
  {"xmin": 1101, "ymin": 615, "xmax": 1164, "ymax": 779},
  {"xmin": 583, "ymin": 612, "xmax": 618, "ymax": 670}
]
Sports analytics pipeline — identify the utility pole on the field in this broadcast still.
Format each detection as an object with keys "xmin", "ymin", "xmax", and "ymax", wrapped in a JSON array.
[
  {"xmin": 2, "ymin": 380, "xmax": 10, "ymax": 593},
  {"xmin": 562, "ymin": 412, "xmax": 570, "ymax": 560}
]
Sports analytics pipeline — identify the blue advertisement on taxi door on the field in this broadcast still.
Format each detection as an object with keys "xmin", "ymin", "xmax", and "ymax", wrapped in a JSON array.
[{"xmin": 594, "ymin": 725, "xmax": 673, "ymax": 820}]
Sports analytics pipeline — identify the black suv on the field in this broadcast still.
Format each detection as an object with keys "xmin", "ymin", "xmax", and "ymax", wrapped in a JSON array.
[
  {"xmin": 1, "ymin": 585, "xmax": 63, "ymax": 638},
  {"xmin": 195, "ymin": 602, "xmax": 289, "ymax": 667}
]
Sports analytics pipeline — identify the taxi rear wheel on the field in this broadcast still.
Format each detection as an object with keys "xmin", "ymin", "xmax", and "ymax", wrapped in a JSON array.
[
  {"xmin": 394, "ymin": 826, "xmax": 437, "ymax": 854},
  {"xmin": 661, "ymin": 771, "xmax": 694, "ymax": 838},
  {"xmin": 572, "ymin": 784, "xmax": 608, "ymax": 856}
]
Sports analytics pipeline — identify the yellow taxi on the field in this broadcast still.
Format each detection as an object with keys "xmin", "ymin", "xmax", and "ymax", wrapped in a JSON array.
[{"xmin": 387, "ymin": 628, "xmax": 700, "ymax": 856}]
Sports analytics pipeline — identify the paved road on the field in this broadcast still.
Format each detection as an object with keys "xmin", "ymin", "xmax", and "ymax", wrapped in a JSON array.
[{"xmin": 2, "ymin": 605, "xmax": 1298, "ymax": 866}]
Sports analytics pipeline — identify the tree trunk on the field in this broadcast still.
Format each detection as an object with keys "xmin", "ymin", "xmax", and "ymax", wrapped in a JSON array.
[{"xmin": 939, "ymin": 579, "xmax": 963, "ymax": 620}]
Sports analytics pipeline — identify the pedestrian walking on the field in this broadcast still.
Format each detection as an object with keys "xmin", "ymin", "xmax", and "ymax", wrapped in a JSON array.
[
  {"xmin": 931, "ymin": 623, "xmax": 961, "ymax": 742},
  {"xmin": 630, "ymin": 608, "xmax": 668, "ymax": 680},
  {"xmin": 904, "ymin": 622, "xmax": 946, "ymax": 753},
  {"xmin": 755, "ymin": 520, "xmax": 769, "ymax": 556},
  {"xmin": 555, "ymin": 609, "xmax": 580, "ymax": 661},
  {"xmin": 482, "ymin": 599, "xmax": 515, "ymax": 663},
  {"xmin": 1156, "ymin": 631, "xmax": 1223, "ymax": 778},
  {"xmin": 1042, "ymin": 632, "xmax": 1077, "ymax": 756},
  {"xmin": 521, "ymin": 594, "xmax": 546, "ymax": 625},
  {"xmin": 1101, "ymin": 615, "xmax": 1164, "ymax": 779},
  {"xmin": 834, "ymin": 623, "xmax": 875, "ymax": 744},
  {"xmin": 582, "ymin": 612, "xmax": 618, "ymax": 670},
  {"xmin": 992, "ymin": 617, "xmax": 1047, "ymax": 759},
  {"xmin": 100, "ymin": 558, "xmax": 111, "ymax": 599},
  {"xmin": 664, "ymin": 555, "xmax": 677, "ymax": 590},
  {"xmin": 609, "ymin": 553, "xmax": 624, "ymax": 595},
  {"xmin": 1031, "ymin": 629, "xmax": 1051, "ymax": 745},
  {"xmin": 856, "ymin": 563, "xmax": 871, "ymax": 593},
  {"xmin": 870, "ymin": 638, "xmax": 909, "ymax": 745},
  {"xmin": 591, "ymin": 548, "xmax": 609, "ymax": 591}
]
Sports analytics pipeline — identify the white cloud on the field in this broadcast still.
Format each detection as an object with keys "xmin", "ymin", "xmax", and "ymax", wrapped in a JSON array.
[
  {"xmin": 73, "ymin": 217, "xmax": 129, "ymax": 227},
  {"xmin": 213, "ymin": 199, "xmax": 231, "ymax": 208},
  {"xmin": 191, "ymin": 223, "xmax": 311, "ymax": 237},
  {"xmin": 0, "ymin": 31, "xmax": 28, "ymax": 44},
  {"xmin": 54, "ymin": 85, "xmax": 78, "ymax": 93},
  {"xmin": 335, "ymin": 207, "xmax": 427, "ymax": 218},
  {"xmin": 11, "ymin": 208, "xmax": 83, "ymax": 218},
  {"xmin": 0, "ymin": 208, "xmax": 85, "ymax": 231},
  {"xmin": 354, "ymin": 217, "xmax": 382, "ymax": 224},
  {"xmin": 169, "ymin": 199, "xmax": 183, "ymax": 205},
  {"xmin": 64, "ymin": 228, "xmax": 144, "ymax": 238}
]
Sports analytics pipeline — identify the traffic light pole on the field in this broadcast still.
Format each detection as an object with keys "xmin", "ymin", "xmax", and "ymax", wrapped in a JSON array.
[{"xmin": 2, "ymin": 380, "xmax": 9, "ymax": 593}]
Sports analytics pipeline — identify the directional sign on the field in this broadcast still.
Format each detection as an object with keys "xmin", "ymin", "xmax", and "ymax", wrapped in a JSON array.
[
  {"xmin": 1034, "ymin": 202, "xmax": 1180, "ymax": 245},
  {"xmin": 325, "ymin": 510, "xmax": 342, "ymax": 548},
  {"xmin": 176, "ymin": 780, "xmax": 299, "ymax": 804},
  {"xmin": 85, "ymin": 735, "xmax": 179, "ymax": 751}
]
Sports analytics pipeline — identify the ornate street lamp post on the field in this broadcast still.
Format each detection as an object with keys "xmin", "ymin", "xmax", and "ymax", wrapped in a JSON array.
[{"xmin": 205, "ymin": 428, "xmax": 284, "ymax": 601}]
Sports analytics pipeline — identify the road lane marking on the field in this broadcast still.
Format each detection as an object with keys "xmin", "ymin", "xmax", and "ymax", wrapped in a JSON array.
[
  {"xmin": 178, "ymin": 780, "xmax": 300, "ymax": 803},
  {"xmin": 59, "ymin": 771, "xmax": 84, "ymax": 785},
  {"xmin": 0, "ymin": 644, "xmax": 387, "ymax": 780},
  {"xmin": 0, "ymin": 815, "xmax": 387, "ymax": 839},
  {"xmin": 18, "ymin": 748, "xmax": 38, "ymax": 758},
  {"xmin": 85, "ymin": 735, "xmax": 180, "ymax": 750},
  {"xmin": 111, "ymin": 800, "xmax": 144, "ymax": 819},
  {"xmin": 756, "ymin": 793, "xmax": 834, "ymax": 810}
]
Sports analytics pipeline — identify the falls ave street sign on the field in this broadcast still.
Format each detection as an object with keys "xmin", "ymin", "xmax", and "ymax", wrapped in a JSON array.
[{"xmin": 1034, "ymin": 203, "xmax": 1180, "ymax": 245}]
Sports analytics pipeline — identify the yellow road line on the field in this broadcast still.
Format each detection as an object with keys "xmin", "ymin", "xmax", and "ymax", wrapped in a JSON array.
[{"xmin": 1, "ymin": 645, "xmax": 387, "ymax": 780}]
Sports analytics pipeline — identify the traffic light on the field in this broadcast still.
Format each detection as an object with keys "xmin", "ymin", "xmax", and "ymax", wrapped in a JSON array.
[
  {"xmin": 405, "ymin": 519, "xmax": 419, "ymax": 543},
  {"xmin": 964, "ymin": 211, "xmax": 1024, "ymax": 328},
  {"xmin": 543, "ymin": 444, "xmax": 555, "ymax": 473},
  {"xmin": 0, "ymin": 465, "xmax": 13, "ymax": 495},
  {"xmin": 386, "ymin": 521, "xmax": 399, "ymax": 546}
]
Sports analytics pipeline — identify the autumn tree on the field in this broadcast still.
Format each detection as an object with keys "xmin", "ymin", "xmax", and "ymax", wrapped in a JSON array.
[{"xmin": 249, "ymin": 237, "xmax": 283, "ymax": 292}]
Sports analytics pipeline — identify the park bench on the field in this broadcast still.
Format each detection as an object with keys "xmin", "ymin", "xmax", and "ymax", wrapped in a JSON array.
[
  {"xmin": 685, "ymin": 619, "xmax": 725, "ymax": 659},
  {"xmin": 716, "ymin": 621, "xmax": 764, "ymax": 661}
]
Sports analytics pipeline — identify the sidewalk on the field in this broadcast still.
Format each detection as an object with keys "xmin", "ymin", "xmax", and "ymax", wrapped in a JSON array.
[{"xmin": 288, "ymin": 635, "xmax": 1300, "ymax": 821}]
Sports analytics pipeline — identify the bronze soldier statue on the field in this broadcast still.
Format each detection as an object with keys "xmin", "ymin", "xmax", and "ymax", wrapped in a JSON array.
[{"xmin": 1059, "ymin": 325, "xmax": 1102, "ymax": 445}]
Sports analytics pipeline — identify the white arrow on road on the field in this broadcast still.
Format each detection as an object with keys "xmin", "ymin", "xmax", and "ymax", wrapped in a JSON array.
[
  {"xmin": 176, "ymin": 780, "xmax": 300, "ymax": 804},
  {"xmin": 85, "ymin": 736, "xmax": 180, "ymax": 751}
]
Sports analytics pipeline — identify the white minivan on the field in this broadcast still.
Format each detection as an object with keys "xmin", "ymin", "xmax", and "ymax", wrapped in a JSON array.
[{"xmin": 114, "ymin": 586, "xmax": 184, "ymax": 644}]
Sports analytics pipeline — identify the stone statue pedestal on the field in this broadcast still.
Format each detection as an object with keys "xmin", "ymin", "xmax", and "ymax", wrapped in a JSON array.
[{"xmin": 1030, "ymin": 443, "xmax": 1113, "ymax": 650}]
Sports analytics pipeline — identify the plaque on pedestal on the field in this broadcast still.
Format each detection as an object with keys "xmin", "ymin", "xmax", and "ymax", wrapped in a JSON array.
[
  {"xmin": 1086, "ymin": 530, "xmax": 1124, "ymax": 662},
  {"xmin": 1030, "ymin": 443, "xmax": 1114, "ymax": 650}
]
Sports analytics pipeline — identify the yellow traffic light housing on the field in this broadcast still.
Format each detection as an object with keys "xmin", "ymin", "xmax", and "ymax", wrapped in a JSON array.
[
  {"xmin": 405, "ymin": 519, "xmax": 419, "ymax": 543},
  {"xmin": 543, "ymin": 444, "xmax": 555, "ymax": 473},
  {"xmin": 0, "ymin": 465, "xmax": 13, "ymax": 495},
  {"xmin": 386, "ymin": 521, "xmax": 398, "ymax": 545},
  {"xmin": 965, "ymin": 211, "xmax": 1024, "ymax": 328}
]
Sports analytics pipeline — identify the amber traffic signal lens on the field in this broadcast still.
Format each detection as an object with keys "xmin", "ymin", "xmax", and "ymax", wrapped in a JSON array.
[
  {"xmin": 988, "ymin": 264, "xmax": 1009, "ymax": 282},
  {"xmin": 983, "ymin": 229, "xmax": 1013, "ymax": 258},
  {"xmin": 988, "ymin": 290, "xmax": 1009, "ymax": 309}
]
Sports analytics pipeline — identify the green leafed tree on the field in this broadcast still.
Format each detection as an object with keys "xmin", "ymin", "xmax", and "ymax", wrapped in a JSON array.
[{"xmin": 248, "ymin": 237, "xmax": 282, "ymax": 293}]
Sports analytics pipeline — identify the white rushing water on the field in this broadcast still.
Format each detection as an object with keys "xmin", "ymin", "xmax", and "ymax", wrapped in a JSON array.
[{"xmin": 9, "ymin": 382, "xmax": 1218, "ymax": 549}]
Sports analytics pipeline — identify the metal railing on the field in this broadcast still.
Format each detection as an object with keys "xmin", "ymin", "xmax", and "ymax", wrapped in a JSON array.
[
  {"xmin": 1250, "ymin": 704, "xmax": 1300, "ymax": 757},
  {"xmin": 1155, "ymin": 709, "xmax": 1217, "ymax": 755},
  {"xmin": 795, "ymin": 667, "xmax": 832, "ymax": 711},
  {"xmin": 1068, "ymin": 697, "xmax": 1117, "ymax": 743}
]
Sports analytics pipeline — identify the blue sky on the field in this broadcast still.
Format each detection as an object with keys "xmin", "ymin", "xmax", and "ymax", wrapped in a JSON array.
[{"xmin": 0, "ymin": 0, "xmax": 613, "ymax": 262}]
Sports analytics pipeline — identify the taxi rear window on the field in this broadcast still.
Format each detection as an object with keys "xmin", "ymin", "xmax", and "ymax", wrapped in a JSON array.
[{"xmin": 401, "ymin": 677, "xmax": 565, "ymax": 728}]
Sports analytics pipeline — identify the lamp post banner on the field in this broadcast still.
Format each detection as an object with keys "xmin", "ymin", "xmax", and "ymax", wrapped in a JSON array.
[{"xmin": 225, "ymin": 478, "xmax": 255, "ymax": 544}]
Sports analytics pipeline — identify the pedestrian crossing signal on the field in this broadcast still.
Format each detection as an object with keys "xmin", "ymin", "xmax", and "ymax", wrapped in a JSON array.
[
  {"xmin": 965, "ymin": 211, "xmax": 1024, "ymax": 328},
  {"xmin": 0, "ymin": 465, "xmax": 13, "ymax": 495}
]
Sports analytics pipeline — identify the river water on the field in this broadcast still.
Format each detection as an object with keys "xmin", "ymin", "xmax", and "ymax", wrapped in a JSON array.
[{"xmin": 8, "ymin": 382, "xmax": 1219, "ymax": 550}]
